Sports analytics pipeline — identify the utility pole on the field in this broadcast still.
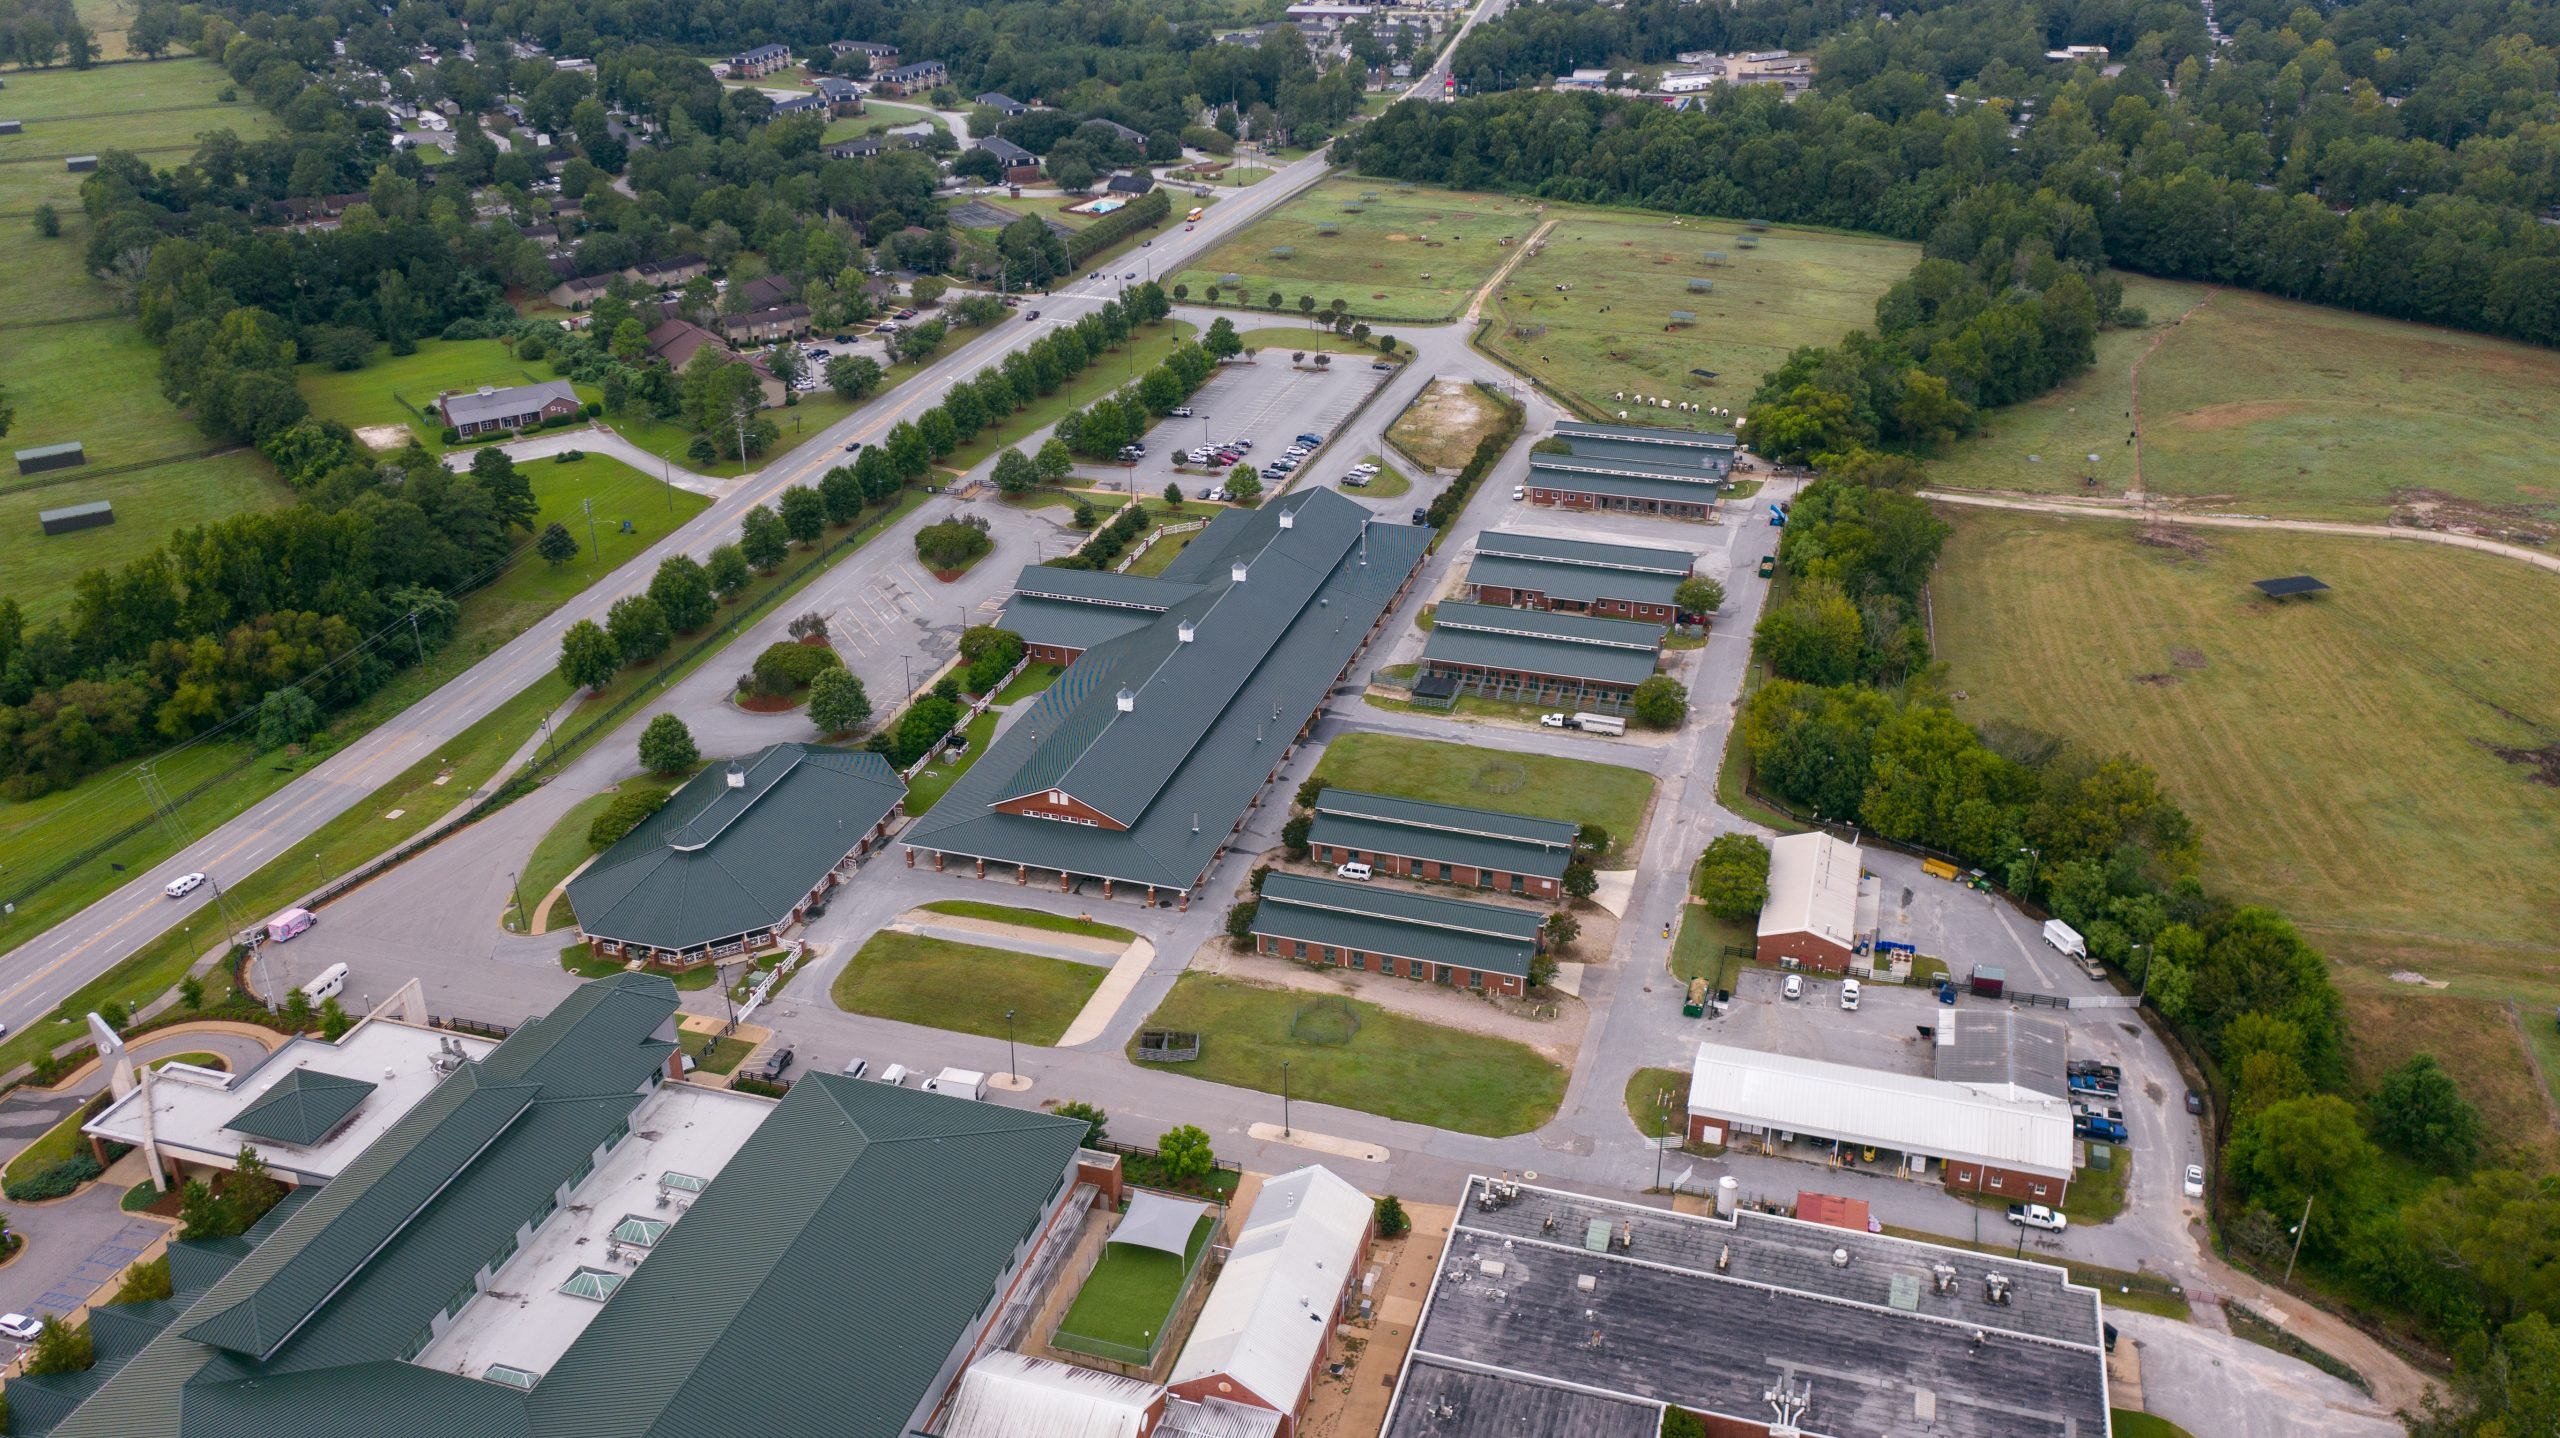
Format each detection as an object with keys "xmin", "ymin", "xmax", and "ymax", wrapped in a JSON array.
[
  {"xmin": 407, "ymin": 609, "xmax": 426, "ymax": 665},
  {"xmin": 509, "ymin": 871, "xmax": 528, "ymax": 932},
  {"xmin": 582, "ymin": 496, "xmax": 599, "ymax": 558},
  {"xmin": 2283, "ymin": 1195, "xmax": 2315, "ymax": 1286},
  {"xmin": 1282, "ymin": 1059, "xmax": 1292, "ymax": 1138}
]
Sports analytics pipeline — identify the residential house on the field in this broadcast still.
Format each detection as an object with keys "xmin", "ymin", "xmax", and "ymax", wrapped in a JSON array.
[
  {"xmin": 645, "ymin": 318, "xmax": 787, "ymax": 407},
  {"xmin": 769, "ymin": 92, "xmax": 828, "ymax": 117},
  {"xmin": 1089, "ymin": 117, "xmax": 1149, "ymax": 147},
  {"xmin": 726, "ymin": 42, "xmax": 792, "ymax": 77},
  {"xmin": 813, "ymin": 76, "xmax": 865, "ymax": 113},
  {"xmin": 977, "ymin": 135, "xmax": 1036, "ymax": 169},
  {"xmin": 439, "ymin": 381, "xmax": 584, "ymax": 438},
  {"xmin": 548, "ymin": 273, "xmax": 615, "ymax": 308},
  {"xmin": 831, "ymin": 39, "xmax": 901, "ymax": 71},
  {"xmin": 875, "ymin": 59, "xmax": 948, "ymax": 95},
  {"xmin": 975, "ymin": 92, "xmax": 1030, "ymax": 116},
  {"xmin": 828, "ymin": 136, "xmax": 887, "ymax": 160},
  {"xmin": 627, "ymin": 253, "xmax": 710, "ymax": 288},
  {"xmin": 1105, "ymin": 170, "xmax": 1156, "ymax": 196},
  {"xmin": 734, "ymin": 274, "xmax": 796, "ymax": 309},
  {"xmin": 720, "ymin": 304, "xmax": 813, "ymax": 344}
]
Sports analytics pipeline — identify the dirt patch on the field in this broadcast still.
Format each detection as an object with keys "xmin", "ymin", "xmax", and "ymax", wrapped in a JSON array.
[
  {"xmin": 2166, "ymin": 400, "xmax": 2309, "ymax": 432},
  {"xmin": 1385, "ymin": 379, "xmax": 1508, "ymax": 473},
  {"xmin": 2483, "ymin": 741, "xmax": 2560, "ymax": 787},
  {"xmin": 353, "ymin": 423, "xmax": 413, "ymax": 451},
  {"xmin": 2131, "ymin": 672, "xmax": 2181, "ymax": 687},
  {"xmin": 2170, "ymin": 647, "xmax": 2208, "ymax": 669},
  {"xmin": 1384, "ymin": 232, "xmax": 1412, "ymax": 242},
  {"xmin": 2134, "ymin": 523, "xmax": 2210, "ymax": 559}
]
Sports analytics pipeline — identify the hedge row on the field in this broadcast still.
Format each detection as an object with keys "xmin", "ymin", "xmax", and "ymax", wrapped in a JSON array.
[
  {"xmin": 1066, "ymin": 189, "xmax": 1173, "ymax": 264},
  {"xmin": 1423, "ymin": 384, "xmax": 1525, "ymax": 530},
  {"xmin": 5, "ymin": 1153, "xmax": 102, "ymax": 1202}
]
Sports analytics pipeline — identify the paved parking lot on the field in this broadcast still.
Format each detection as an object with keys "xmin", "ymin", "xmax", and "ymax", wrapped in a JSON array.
[{"xmin": 1157, "ymin": 356, "xmax": 1391, "ymax": 498}]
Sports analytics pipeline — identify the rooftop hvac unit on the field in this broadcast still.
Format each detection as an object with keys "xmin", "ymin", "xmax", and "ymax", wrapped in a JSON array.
[
  {"xmin": 1932, "ymin": 1262, "xmax": 1958, "ymax": 1294},
  {"xmin": 1831, "ymin": 1248, "xmax": 1850, "ymax": 1268},
  {"xmin": 1984, "ymin": 1274, "xmax": 2012, "ymax": 1305}
]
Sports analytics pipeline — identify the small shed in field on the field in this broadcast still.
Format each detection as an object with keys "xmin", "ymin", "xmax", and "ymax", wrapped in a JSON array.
[
  {"xmin": 2251, "ymin": 575, "xmax": 2330, "ymax": 601},
  {"xmin": 65, "ymin": 154, "xmax": 97, "ymax": 171},
  {"xmin": 38, "ymin": 500, "xmax": 114, "ymax": 535},
  {"xmin": 16, "ymin": 441, "xmax": 85, "ymax": 475}
]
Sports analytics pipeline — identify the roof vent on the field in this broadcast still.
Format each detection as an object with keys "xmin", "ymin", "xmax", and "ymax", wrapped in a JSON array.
[
  {"xmin": 725, "ymin": 763, "xmax": 746, "ymax": 789},
  {"xmin": 1178, "ymin": 621, "xmax": 1196, "ymax": 643},
  {"xmin": 1231, "ymin": 560, "xmax": 1248, "ymax": 584},
  {"xmin": 1116, "ymin": 686, "xmax": 1136, "ymax": 713},
  {"xmin": 1832, "ymin": 1248, "xmax": 1850, "ymax": 1268},
  {"xmin": 1278, "ymin": 508, "xmax": 1296, "ymax": 530}
]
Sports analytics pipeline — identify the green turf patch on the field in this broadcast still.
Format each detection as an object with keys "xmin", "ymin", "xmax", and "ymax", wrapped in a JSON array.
[
  {"xmin": 831, "ymin": 932, "xmax": 1104, "ymax": 1045},
  {"xmin": 1130, "ymin": 974, "xmax": 1565, "ymax": 1137},
  {"xmin": 1624, "ymin": 1066, "xmax": 1690, "ymax": 1141},
  {"xmin": 2108, "ymin": 1413, "xmax": 2197, "ymax": 1438},
  {"xmin": 902, "ymin": 708, "xmax": 1001, "ymax": 815},
  {"xmin": 1055, "ymin": 1213, "xmax": 1214, "ymax": 1356}
]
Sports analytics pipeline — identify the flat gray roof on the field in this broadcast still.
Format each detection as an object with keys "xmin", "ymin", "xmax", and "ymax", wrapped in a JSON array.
[
  {"xmin": 1392, "ymin": 1179, "xmax": 2109, "ymax": 1438},
  {"xmin": 1935, "ymin": 1010, "xmax": 2071, "ymax": 1099},
  {"xmin": 1385, "ymin": 1361, "xmax": 1658, "ymax": 1438},
  {"xmin": 1254, "ymin": 873, "xmax": 1542, "ymax": 978}
]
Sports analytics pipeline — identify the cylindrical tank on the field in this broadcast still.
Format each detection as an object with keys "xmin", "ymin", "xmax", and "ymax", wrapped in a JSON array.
[{"xmin": 1716, "ymin": 1175, "xmax": 1739, "ymax": 1218}]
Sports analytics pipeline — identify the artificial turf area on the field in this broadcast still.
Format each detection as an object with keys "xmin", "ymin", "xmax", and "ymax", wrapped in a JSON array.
[
  {"xmin": 830, "ymin": 932, "xmax": 1105, "ymax": 1044},
  {"xmin": 1130, "ymin": 974, "xmax": 1566, "ymax": 1136},
  {"xmin": 1053, "ymin": 1213, "xmax": 1216, "ymax": 1355},
  {"xmin": 1312, "ymin": 732, "xmax": 1652, "ymax": 860}
]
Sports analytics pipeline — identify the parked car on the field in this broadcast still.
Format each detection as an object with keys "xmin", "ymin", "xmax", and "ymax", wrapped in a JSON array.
[
  {"xmin": 0, "ymin": 1314, "xmax": 42, "ymax": 1343},
  {"xmin": 1758, "ymin": 554, "xmax": 1777, "ymax": 578},
  {"xmin": 842, "ymin": 1057, "xmax": 870, "ymax": 1080},
  {"xmin": 1512, "ymin": 485, "xmax": 1525, "ymax": 501},
  {"xmin": 1839, "ymin": 979, "xmax": 1861, "ymax": 1010},
  {"xmin": 2007, "ymin": 1203, "xmax": 2067, "ymax": 1232},
  {"xmin": 1411, "ymin": 508, "xmax": 1429, "ymax": 524},
  {"xmin": 878, "ymin": 1063, "xmax": 912, "ymax": 1086},
  {"xmin": 1372, "ymin": 360, "xmax": 1394, "ymax": 371},
  {"xmin": 1230, "ymin": 439, "xmax": 1253, "ymax": 451},
  {"xmin": 2183, "ymin": 1164, "xmax": 2206, "ymax": 1198},
  {"xmin": 760, "ymin": 1046, "xmax": 795, "ymax": 1081},
  {"xmin": 1297, "ymin": 432, "xmax": 1324, "ymax": 445},
  {"xmin": 1170, "ymin": 406, "xmax": 1193, "ymax": 418},
  {"xmin": 165, "ymin": 871, "xmax": 208, "ymax": 899},
  {"xmin": 1335, "ymin": 861, "xmax": 1374, "ymax": 881},
  {"xmin": 1782, "ymin": 974, "xmax": 1804, "ymax": 1001},
  {"xmin": 2184, "ymin": 1088, "xmax": 2204, "ymax": 1114}
]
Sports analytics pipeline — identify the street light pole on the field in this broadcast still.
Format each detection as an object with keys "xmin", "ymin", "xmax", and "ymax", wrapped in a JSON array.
[
  {"xmin": 1282, "ymin": 1060, "xmax": 1292, "ymax": 1138},
  {"xmin": 1005, "ymin": 1007, "xmax": 1018, "ymax": 1084}
]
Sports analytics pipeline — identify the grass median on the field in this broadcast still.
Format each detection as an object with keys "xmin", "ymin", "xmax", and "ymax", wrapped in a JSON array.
[
  {"xmin": 1130, "ymin": 973, "xmax": 1565, "ymax": 1136},
  {"xmin": 1313, "ymin": 732, "xmax": 1652, "ymax": 861},
  {"xmin": 914, "ymin": 902, "xmax": 1135, "ymax": 945}
]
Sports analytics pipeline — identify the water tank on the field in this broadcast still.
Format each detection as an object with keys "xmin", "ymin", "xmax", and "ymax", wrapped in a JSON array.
[{"xmin": 1716, "ymin": 1175, "xmax": 1739, "ymax": 1217}]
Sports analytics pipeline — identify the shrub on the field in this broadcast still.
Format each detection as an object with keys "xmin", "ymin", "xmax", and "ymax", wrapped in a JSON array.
[
  {"xmin": 914, "ymin": 517, "xmax": 994, "ymax": 571},
  {"xmin": 1630, "ymin": 674, "xmax": 1688, "ymax": 728},
  {"xmin": 589, "ymin": 787, "xmax": 672, "ymax": 849},
  {"xmin": 1696, "ymin": 833, "xmax": 1771, "ymax": 921},
  {"xmin": 750, "ymin": 641, "xmax": 843, "ymax": 695},
  {"xmin": 638, "ymin": 713, "xmax": 699, "ymax": 774},
  {"xmin": 1055, "ymin": 1101, "xmax": 1108, "ymax": 1147},
  {"xmin": 4, "ymin": 1154, "xmax": 103, "ymax": 1202},
  {"xmin": 1373, "ymin": 1194, "xmax": 1411, "ymax": 1238},
  {"xmin": 1157, "ymin": 1124, "xmax": 1216, "ymax": 1182},
  {"xmin": 1226, "ymin": 901, "xmax": 1258, "ymax": 948},
  {"xmin": 441, "ymin": 426, "xmax": 463, "ymax": 444}
]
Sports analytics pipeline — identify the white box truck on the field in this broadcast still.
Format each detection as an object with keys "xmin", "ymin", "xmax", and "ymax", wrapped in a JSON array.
[
  {"xmin": 1569, "ymin": 712, "xmax": 1626, "ymax": 737},
  {"xmin": 2042, "ymin": 919, "xmax": 2086, "ymax": 960},
  {"xmin": 925, "ymin": 1067, "xmax": 990, "ymax": 1100}
]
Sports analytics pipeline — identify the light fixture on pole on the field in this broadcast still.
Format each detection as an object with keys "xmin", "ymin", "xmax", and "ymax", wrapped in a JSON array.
[
  {"xmin": 1282, "ymin": 1060, "xmax": 1292, "ymax": 1138},
  {"xmin": 1005, "ymin": 1007, "xmax": 1018, "ymax": 1086}
]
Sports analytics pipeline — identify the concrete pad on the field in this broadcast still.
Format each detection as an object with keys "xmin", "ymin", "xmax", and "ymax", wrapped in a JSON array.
[
  {"xmin": 1246, "ymin": 1122, "xmax": 1389, "ymax": 1163},
  {"xmin": 1590, "ymin": 868, "xmax": 1637, "ymax": 917},
  {"xmin": 1548, "ymin": 962, "xmax": 1587, "ymax": 997},
  {"xmin": 989, "ymin": 1072, "xmax": 1034, "ymax": 1091},
  {"xmin": 1053, "ymin": 939, "xmax": 1156, "ymax": 1049}
]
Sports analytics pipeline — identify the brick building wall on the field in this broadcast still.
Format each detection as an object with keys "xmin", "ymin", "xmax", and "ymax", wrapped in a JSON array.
[
  {"xmin": 1256, "ymin": 932, "xmax": 1525, "ymax": 997},
  {"xmin": 1308, "ymin": 842, "xmax": 1556, "ymax": 901},
  {"xmin": 1754, "ymin": 927, "xmax": 1855, "ymax": 973}
]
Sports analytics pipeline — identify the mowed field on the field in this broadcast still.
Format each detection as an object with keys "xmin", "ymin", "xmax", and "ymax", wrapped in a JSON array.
[
  {"xmin": 0, "ymin": 60, "xmax": 293, "ymax": 625},
  {"xmin": 1933, "ymin": 511, "xmax": 2560, "ymax": 993},
  {"xmin": 300, "ymin": 338, "xmax": 582, "ymax": 449},
  {"xmin": 0, "ymin": 58, "xmax": 271, "ymax": 216},
  {"xmin": 1480, "ymin": 213, "xmax": 1918, "ymax": 418},
  {"xmin": 1167, "ymin": 178, "xmax": 1538, "ymax": 322},
  {"xmin": 1931, "ymin": 277, "xmax": 2560, "ymax": 525}
]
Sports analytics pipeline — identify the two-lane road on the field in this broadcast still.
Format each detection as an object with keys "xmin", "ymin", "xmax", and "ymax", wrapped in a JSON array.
[{"xmin": 0, "ymin": 143, "xmax": 1346, "ymax": 1041}]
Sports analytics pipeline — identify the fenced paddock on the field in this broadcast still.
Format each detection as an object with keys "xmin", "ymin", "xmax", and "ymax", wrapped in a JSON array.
[{"xmin": 1048, "ymin": 1209, "xmax": 1217, "ymax": 1369}]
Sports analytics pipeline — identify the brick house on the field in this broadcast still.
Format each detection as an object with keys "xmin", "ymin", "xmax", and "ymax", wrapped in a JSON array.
[
  {"xmin": 874, "ymin": 59, "xmax": 948, "ymax": 95},
  {"xmin": 726, "ymin": 42, "xmax": 791, "ymax": 77},
  {"xmin": 439, "ymin": 380, "xmax": 583, "ymax": 438}
]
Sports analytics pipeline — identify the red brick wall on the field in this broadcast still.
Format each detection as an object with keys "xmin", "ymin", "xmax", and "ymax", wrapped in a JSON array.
[
  {"xmin": 1755, "ymin": 929, "xmax": 1854, "ymax": 973},
  {"xmin": 1308, "ymin": 845, "xmax": 1558, "ymax": 901},
  {"xmin": 1024, "ymin": 642, "xmax": 1081, "ymax": 665},
  {"xmin": 1944, "ymin": 1160, "xmax": 2070, "ymax": 1205},
  {"xmin": 992, "ymin": 790, "xmax": 1124, "ymax": 830}
]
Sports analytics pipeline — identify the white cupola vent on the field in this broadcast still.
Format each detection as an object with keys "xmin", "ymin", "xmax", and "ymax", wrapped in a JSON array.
[
  {"xmin": 1278, "ymin": 508, "xmax": 1295, "ymax": 530},
  {"xmin": 724, "ymin": 763, "xmax": 746, "ymax": 789},
  {"xmin": 1231, "ymin": 560, "xmax": 1249, "ymax": 584},
  {"xmin": 1178, "ymin": 621, "xmax": 1196, "ymax": 643},
  {"xmin": 1115, "ymin": 686, "xmax": 1136, "ymax": 713}
]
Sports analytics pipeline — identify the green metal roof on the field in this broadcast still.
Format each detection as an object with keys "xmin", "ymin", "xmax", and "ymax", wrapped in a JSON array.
[
  {"xmin": 1423, "ymin": 603, "xmax": 1665, "ymax": 689},
  {"xmin": 1009, "ymin": 568, "xmax": 1200, "ymax": 610},
  {"xmin": 1523, "ymin": 466, "xmax": 1729, "ymax": 509},
  {"xmin": 1308, "ymin": 789, "xmax": 1575, "ymax": 881},
  {"xmin": 1554, "ymin": 419, "xmax": 1740, "ymax": 450},
  {"xmin": 1253, "ymin": 873, "xmax": 1543, "ymax": 978},
  {"xmin": 1464, "ymin": 553, "xmax": 1683, "ymax": 608},
  {"xmin": 906, "ymin": 491, "xmax": 1430, "ymax": 891},
  {"xmin": 1469, "ymin": 531, "xmax": 1694, "ymax": 576},
  {"xmin": 566, "ymin": 744, "xmax": 904, "ymax": 953},
  {"xmin": 994, "ymin": 593, "xmax": 1165, "ymax": 655},
  {"xmin": 226, "ymin": 1070, "xmax": 378, "ymax": 1148}
]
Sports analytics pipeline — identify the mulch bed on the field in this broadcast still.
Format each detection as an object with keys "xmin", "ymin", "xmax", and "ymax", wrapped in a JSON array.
[{"xmin": 734, "ymin": 693, "xmax": 798, "ymax": 713}]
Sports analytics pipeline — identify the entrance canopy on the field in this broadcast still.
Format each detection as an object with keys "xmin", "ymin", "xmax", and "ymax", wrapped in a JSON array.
[{"xmin": 1114, "ymin": 1189, "xmax": 1213, "ymax": 1257}]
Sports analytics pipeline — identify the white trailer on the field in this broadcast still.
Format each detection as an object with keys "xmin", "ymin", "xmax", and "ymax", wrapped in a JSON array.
[
  {"xmin": 2041, "ymin": 918, "xmax": 2087, "ymax": 959},
  {"xmin": 1570, "ymin": 712, "xmax": 1626, "ymax": 737}
]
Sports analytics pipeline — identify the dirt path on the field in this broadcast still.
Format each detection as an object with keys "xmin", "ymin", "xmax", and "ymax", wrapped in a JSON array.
[
  {"xmin": 1462, "ymin": 217, "xmax": 1558, "ymax": 331},
  {"xmin": 1921, "ymin": 489, "xmax": 2560, "ymax": 579},
  {"xmin": 2125, "ymin": 287, "xmax": 2218, "ymax": 497}
]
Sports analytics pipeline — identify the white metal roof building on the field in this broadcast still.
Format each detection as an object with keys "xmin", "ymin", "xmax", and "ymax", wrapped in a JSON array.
[
  {"xmin": 1167, "ymin": 1165, "xmax": 1373, "ymax": 1428},
  {"xmin": 941, "ymin": 1352, "xmax": 1161, "ymax": 1438},
  {"xmin": 1686, "ymin": 1041, "xmax": 2076, "ymax": 1189},
  {"xmin": 1755, "ymin": 830, "xmax": 1864, "ymax": 970}
]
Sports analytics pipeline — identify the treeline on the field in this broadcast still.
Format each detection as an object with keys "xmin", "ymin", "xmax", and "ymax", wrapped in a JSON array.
[
  {"xmin": 1338, "ymin": 83, "xmax": 2560, "ymax": 348},
  {"xmin": 1053, "ymin": 310, "xmax": 1232, "ymax": 461},
  {"xmin": 0, "ymin": 442, "xmax": 535, "ymax": 798}
]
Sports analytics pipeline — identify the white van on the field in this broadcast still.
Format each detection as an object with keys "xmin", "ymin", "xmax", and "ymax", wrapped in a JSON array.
[
  {"xmin": 878, "ymin": 1063, "xmax": 912, "ymax": 1087},
  {"xmin": 301, "ymin": 962, "xmax": 348, "ymax": 1004},
  {"xmin": 165, "ymin": 871, "xmax": 207, "ymax": 899},
  {"xmin": 1335, "ymin": 861, "xmax": 1373, "ymax": 881}
]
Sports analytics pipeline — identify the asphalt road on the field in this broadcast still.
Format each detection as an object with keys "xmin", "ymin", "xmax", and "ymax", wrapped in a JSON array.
[{"xmin": 0, "ymin": 138, "xmax": 1346, "ymax": 1047}]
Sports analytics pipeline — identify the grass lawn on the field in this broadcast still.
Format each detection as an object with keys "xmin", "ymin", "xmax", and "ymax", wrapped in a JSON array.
[
  {"xmin": 1386, "ymin": 378, "xmax": 1509, "ymax": 471},
  {"xmin": 1351, "ymin": 455, "xmax": 1411, "ymax": 499},
  {"xmin": 916, "ymin": 901, "xmax": 1135, "ymax": 944},
  {"xmin": 1933, "ymin": 510, "xmax": 2560, "ymax": 1002},
  {"xmin": 517, "ymin": 790, "xmax": 646, "ymax": 931},
  {"xmin": 831, "ymin": 932, "xmax": 1104, "ymax": 1044},
  {"xmin": 902, "ymin": 708, "xmax": 1000, "ymax": 814},
  {"xmin": 151, "ymin": 1051, "xmax": 225, "ymax": 1071},
  {"xmin": 943, "ymin": 320, "xmax": 1198, "ymax": 475},
  {"xmin": 560, "ymin": 942, "xmax": 626, "ymax": 979},
  {"xmin": 0, "ymin": 58, "xmax": 272, "ymax": 213},
  {"xmin": 2063, "ymin": 1148, "xmax": 2131, "ymax": 1225},
  {"xmin": 1313, "ymin": 732, "xmax": 1652, "ymax": 861},
  {"xmin": 1670, "ymin": 904, "xmax": 1752, "ymax": 986},
  {"xmin": 1056, "ymin": 1213, "xmax": 1214, "ymax": 1353},
  {"xmin": 1123, "ymin": 526, "xmax": 1199, "ymax": 576},
  {"xmin": 991, "ymin": 664, "xmax": 1065, "ymax": 706},
  {"xmin": 689, "ymin": 1033, "xmax": 755, "ymax": 1075},
  {"xmin": 3, "ymin": 1097, "xmax": 99, "ymax": 1187},
  {"xmin": 1131, "ymin": 973, "xmax": 1566, "ymax": 1136},
  {"xmin": 2340, "ymin": 987, "xmax": 2559, "ymax": 1173},
  {"xmin": 1230, "ymin": 325, "xmax": 1395, "ymax": 358},
  {"xmin": 1624, "ymin": 1066, "xmax": 1690, "ymax": 1141},
  {"xmin": 300, "ymin": 338, "xmax": 576, "ymax": 449},
  {"xmin": 1479, "ymin": 211, "xmax": 1917, "ymax": 422},
  {"xmin": 1929, "ymin": 276, "xmax": 2560, "ymax": 524},
  {"xmin": 823, "ymin": 99, "xmax": 948, "ymax": 140},
  {"xmin": 0, "ymin": 448, "xmax": 292, "ymax": 627},
  {"xmin": 1170, "ymin": 177, "xmax": 1537, "ymax": 323},
  {"xmin": 2109, "ymin": 1414, "xmax": 2197, "ymax": 1438}
]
